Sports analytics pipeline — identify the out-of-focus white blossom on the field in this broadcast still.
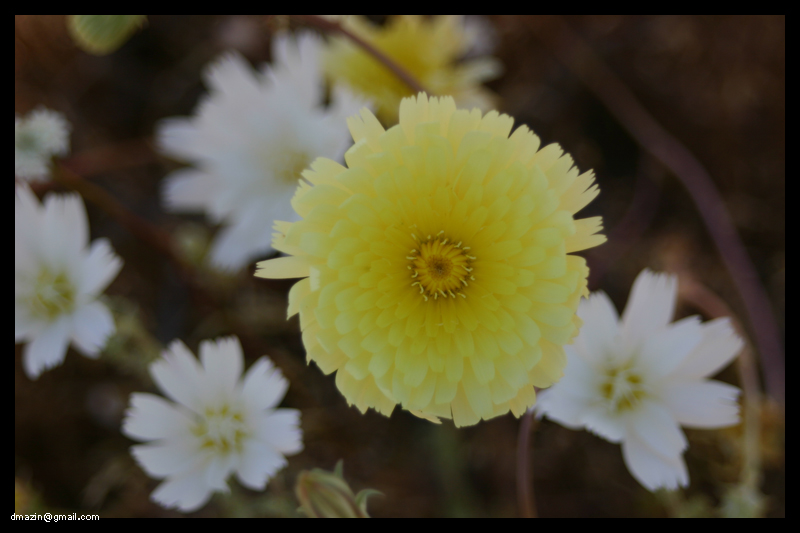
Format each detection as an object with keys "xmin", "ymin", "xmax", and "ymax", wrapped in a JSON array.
[
  {"xmin": 158, "ymin": 32, "xmax": 366, "ymax": 271},
  {"xmin": 123, "ymin": 337, "xmax": 303, "ymax": 513},
  {"xmin": 15, "ymin": 184, "xmax": 122, "ymax": 378},
  {"xmin": 537, "ymin": 270, "xmax": 743, "ymax": 491},
  {"xmin": 15, "ymin": 108, "xmax": 71, "ymax": 181}
]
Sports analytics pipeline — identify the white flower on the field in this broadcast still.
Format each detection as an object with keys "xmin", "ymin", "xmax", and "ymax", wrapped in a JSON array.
[
  {"xmin": 158, "ymin": 32, "xmax": 366, "ymax": 271},
  {"xmin": 15, "ymin": 184, "xmax": 122, "ymax": 379},
  {"xmin": 122, "ymin": 337, "xmax": 303, "ymax": 512},
  {"xmin": 537, "ymin": 270, "xmax": 743, "ymax": 491},
  {"xmin": 15, "ymin": 107, "xmax": 71, "ymax": 181}
]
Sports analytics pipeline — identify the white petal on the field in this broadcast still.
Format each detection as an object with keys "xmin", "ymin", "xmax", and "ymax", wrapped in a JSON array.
[
  {"xmin": 622, "ymin": 435, "xmax": 688, "ymax": 491},
  {"xmin": 122, "ymin": 393, "xmax": 194, "ymax": 441},
  {"xmin": 536, "ymin": 349, "xmax": 598, "ymax": 428},
  {"xmin": 639, "ymin": 316, "xmax": 703, "ymax": 379},
  {"xmin": 620, "ymin": 270, "xmax": 677, "ymax": 350},
  {"xmin": 628, "ymin": 400, "xmax": 688, "ymax": 459},
  {"xmin": 15, "ymin": 183, "xmax": 43, "ymax": 243},
  {"xmin": 581, "ymin": 404, "xmax": 627, "ymax": 443},
  {"xmin": 131, "ymin": 440, "xmax": 199, "ymax": 478},
  {"xmin": 161, "ymin": 168, "xmax": 216, "ymax": 213},
  {"xmin": 241, "ymin": 357, "xmax": 289, "ymax": 412},
  {"xmin": 203, "ymin": 51, "xmax": 263, "ymax": 102},
  {"xmin": 22, "ymin": 318, "xmax": 71, "ymax": 379},
  {"xmin": 198, "ymin": 337, "xmax": 243, "ymax": 402},
  {"xmin": 41, "ymin": 193, "xmax": 88, "ymax": 267},
  {"xmin": 79, "ymin": 239, "xmax": 123, "ymax": 296},
  {"xmin": 268, "ymin": 32, "xmax": 322, "ymax": 106},
  {"xmin": 203, "ymin": 455, "xmax": 235, "ymax": 492},
  {"xmin": 151, "ymin": 469, "xmax": 215, "ymax": 513},
  {"xmin": 573, "ymin": 291, "xmax": 620, "ymax": 364},
  {"xmin": 328, "ymin": 84, "xmax": 372, "ymax": 145},
  {"xmin": 536, "ymin": 388, "xmax": 590, "ymax": 430},
  {"xmin": 235, "ymin": 440, "xmax": 288, "ymax": 491},
  {"xmin": 670, "ymin": 318, "xmax": 743, "ymax": 380},
  {"xmin": 157, "ymin": 117, "xmax": 205, "ymax": 162},
  {"xmin": 254, "ymin": 409, "xmax": 303, "ymax": 455},
  {"xmin": 558, "ymin": 347, "xmax": 601, "ymax": 399},
  {"xmin": 662, "ymin": 380, "xmax": 741, "ymax": 429},
  {"xmin": 70, "ymin": 302, "xmax": 115, "ymax": 357},
  {"xmin": 15, "ymin": 304, "xmax": 40, "ymax": 342},
  {"xmin": 150, "ymin": 340, "xmax": 205, "ymax": 412},
  {"xmin": 207, "ymin": 217, "xmax": 274, "ymax": 272}
]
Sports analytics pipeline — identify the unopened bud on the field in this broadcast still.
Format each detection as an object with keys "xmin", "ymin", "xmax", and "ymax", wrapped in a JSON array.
[
  {"xmin": 295, "ymin": 462, "xmax": 380, "ymax": 518},
  {"xmin": 67, "ymin": 15, "xmax": 147, "ymax": 55}
]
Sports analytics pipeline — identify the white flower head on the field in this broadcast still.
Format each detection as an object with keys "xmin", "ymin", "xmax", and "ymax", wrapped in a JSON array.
[
  {"xmin": 158, "ymin": 31, "xmax": 367, "ymax": 271},
  {"xmin": 15, "ymin": 184, "xmax": 122, "ymax": 379},
  {"xmin": 123, "ymin": 337, "xmax": 303, "ymax": 513},
  {"xmin": 537, "ymin": 269, "xmax": 743, "ymax": 491},
  {"xmin": 15, "ymin": 107, "xmax": 71, "ymax": 181}
]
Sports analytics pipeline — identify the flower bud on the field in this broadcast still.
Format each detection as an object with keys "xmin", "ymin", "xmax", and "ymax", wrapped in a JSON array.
[
  {"xmin": 68, "ymin": 15, "xmax": 146, "ymax": 55},
  {"xmin": 295, "ymin": 463, "xmax": 379, "ymax": 518}
]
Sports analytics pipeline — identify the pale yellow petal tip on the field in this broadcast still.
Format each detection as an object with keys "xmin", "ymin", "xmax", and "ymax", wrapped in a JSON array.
[
  {"xmin": 408, "ymin": 410, "xmax": 442, "ymax": 424},
  {"xmin": 254, "ymin": 256, "xmax": 310, "ymax": 279}
]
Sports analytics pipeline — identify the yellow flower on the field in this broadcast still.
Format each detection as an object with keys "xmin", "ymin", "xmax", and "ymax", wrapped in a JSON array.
[
  {"xmin": 256, "ymin": 94, "xmax": 605, "ymax": 427},
  {"xmin": 323, "ymin": 15, "xmax": 500, "ymax": 124}
]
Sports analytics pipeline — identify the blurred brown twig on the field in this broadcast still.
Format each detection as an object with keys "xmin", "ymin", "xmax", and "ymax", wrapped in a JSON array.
[
  {"xmin": 516, "ymin": 409, "xmax": 538, "ymax": 518},
  {"xmin": 48, "ymin": 163, "xmax": 312, "ymax": 397},
  {"xmin": 531, "ymin": 15, "xmax": 785, "ymax": 407},
  {"xmin": 288, "ymin": 15, "xmax": 430, "ymax": 96}
]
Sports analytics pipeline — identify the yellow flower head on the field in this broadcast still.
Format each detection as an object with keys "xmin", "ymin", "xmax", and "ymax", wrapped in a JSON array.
[
  {"xmin": 256, "ymin": 94, "xmax": 605, "ymax": 427},
  {"xmin": 323, "ymin": 15, "xmax": 500, "ymax": 124}
]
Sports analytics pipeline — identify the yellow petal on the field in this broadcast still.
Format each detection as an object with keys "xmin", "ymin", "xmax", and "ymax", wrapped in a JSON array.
[{"xmin": 255, "ymin": 256, "xmax": 311, "ymax": 279}]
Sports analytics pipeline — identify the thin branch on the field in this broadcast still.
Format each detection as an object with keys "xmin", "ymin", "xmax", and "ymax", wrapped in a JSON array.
[
  {"xmin": 48, "ymin": 163, "xmax": 314, "ymax": 400},
  {"xmin": 532, "ymin": 16, "xmax": 784, "ymax": 407},
  {"xmin": 30, "ymin": 139, "xmax": 157, "ymax": 196},
  {"xmin": 587, "ymin": 156, "xmax": 663, "ymax": 288},
  {"xmin": 53, "ymin": 164, "xmax": 185, "ymax": 270},
  {"xmin": 289, "ymin": 15, "xmax": 430, "ymax": 95},
  {"xmin": 516, "ymin": 409, "xmax": 538, "ymax": 518},
  {"xmin": 63, "ymin": 138, "xmax": 156, "ymax": 178}
]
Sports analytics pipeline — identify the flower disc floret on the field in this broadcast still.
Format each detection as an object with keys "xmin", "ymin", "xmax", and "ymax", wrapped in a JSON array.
[{"xmin": 257, "ymin": 94, "xmax": 605, "ymax": 427}]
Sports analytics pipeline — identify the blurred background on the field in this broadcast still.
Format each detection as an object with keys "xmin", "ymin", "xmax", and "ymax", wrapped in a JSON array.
[{"xmin": 15, "ymin": 15, "xmax": 784, "ymax": 517}]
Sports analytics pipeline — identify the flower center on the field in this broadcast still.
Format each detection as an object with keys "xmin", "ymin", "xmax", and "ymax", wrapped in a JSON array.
[
  {"xmin": 407, "ymin": 231, "xmax": 474, "ymax": 301},
  {"xmin": 31, "ymin": 268, "xmax": 76, "ymax": 320},
  {"xmin": 193, "ymin": 404, "xmax": 249, "ymax": 455},
  {"xmin": 274, "ymin": 149, "xmax": 311, "ymax": 185},
  {"xmin": 600, "ymin": 365, "xmax": 646, "ymax": 413}
]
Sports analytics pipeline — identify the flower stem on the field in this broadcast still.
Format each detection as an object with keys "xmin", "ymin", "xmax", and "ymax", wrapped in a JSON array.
[
  {"xmin": 516, "ymin": 409, "xmax": 538, "ymax": 518},
  {"xmin": 289, "ymin": 15, "xmax": 430, "ymax": 95},
  {"xmin": 531, "ymin": 15, "xmax": 784, "ymax": 407}
]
